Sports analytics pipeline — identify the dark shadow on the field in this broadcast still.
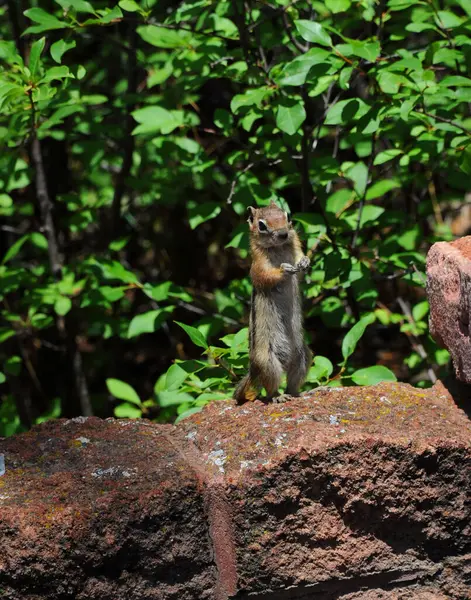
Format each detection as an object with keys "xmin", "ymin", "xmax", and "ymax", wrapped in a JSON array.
[{"xmin": 440, "ymin": 373, "xmax": 471, "ymax": 421}]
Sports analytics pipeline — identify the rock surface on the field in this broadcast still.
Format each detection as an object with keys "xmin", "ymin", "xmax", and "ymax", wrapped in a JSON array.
[
  {"xmin": 427, "ymin": 236, "xmax": 471, "ymax": 382},
  {"xmin": 1, "ymin": 382, "xmax": 471, "ymax": 599}
]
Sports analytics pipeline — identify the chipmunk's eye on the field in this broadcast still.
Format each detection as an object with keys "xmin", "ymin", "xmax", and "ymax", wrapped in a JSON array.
[{"xmin": 258, "ymin": 220, "xmax": 268, "ymax": 232}]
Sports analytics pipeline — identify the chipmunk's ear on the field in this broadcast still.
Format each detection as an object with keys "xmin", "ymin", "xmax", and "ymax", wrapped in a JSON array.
[{"xmin": 247, "ymin": 206, "xmax": 255, "ymax": 224}]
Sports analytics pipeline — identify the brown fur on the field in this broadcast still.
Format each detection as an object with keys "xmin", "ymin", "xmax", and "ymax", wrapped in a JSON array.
[{"xmin": 234, "ymin": 201, "xmax": 312, "ymax": 404}]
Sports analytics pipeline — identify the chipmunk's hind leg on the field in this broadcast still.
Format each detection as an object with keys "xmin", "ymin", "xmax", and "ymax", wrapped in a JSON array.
[
  {"xmin": 256, "ymin": 353, "xmax": 283, "ymax": 401},
  {"xmin": 286, "ymin": 344, "xmax": 312, "ymax": 397},
  {"xmin": 234, "ymin": 372, "xmax": 259, "ymax": 404}
]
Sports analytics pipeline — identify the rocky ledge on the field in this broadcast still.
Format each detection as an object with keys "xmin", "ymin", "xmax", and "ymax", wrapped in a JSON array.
[{"xmin": 1, "ymin": 381, "xmax": 470, "ymax": 599}]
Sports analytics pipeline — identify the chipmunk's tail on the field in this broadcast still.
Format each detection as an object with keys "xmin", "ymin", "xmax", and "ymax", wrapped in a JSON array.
[{"xmin": 233, "ymin": 374, "xmax": 258, "ymax": 404}]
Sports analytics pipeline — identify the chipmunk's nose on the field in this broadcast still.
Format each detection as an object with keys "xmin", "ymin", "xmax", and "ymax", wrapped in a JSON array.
[{"xmin": 277, "ymin": 229, "xmax": 288, "ymax": 241}]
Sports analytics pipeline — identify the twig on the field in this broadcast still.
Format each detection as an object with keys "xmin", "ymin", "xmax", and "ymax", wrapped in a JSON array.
[
  {"xmin": 226, "ymin": 158, "xmax": 282, "ymax": 204},
  {"xmin": 0, "ymin": 225, "xmax": 28, "ymax": 234},
  {"xmin": 420, "ymin": 110, "xmax": 471, "ymax": 136},
  {"xmin": 281, "ymin": 10, "xmax": 307, "ymax": 53},
  {"xmin": 227, "ymin": 162, "xmax": 255, "ymax": 204},
  {"xmin": 149, "ymin": 20, "xmax": 232, "ymax": 42},
  {"xmin": 29, "ymin": 103, "xmax": 63, "ymax": 280},
  {"xmin": 178, "ymin": 300, "xmax": 240, "ymax": 326}
]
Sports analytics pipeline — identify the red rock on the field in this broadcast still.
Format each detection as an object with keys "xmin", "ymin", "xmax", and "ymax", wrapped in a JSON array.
[
  {"xmin": 427, "ymin": 236, "xmax": 471, "ymax": 382},
  {"xmin": 1, "ymin": 382, "xmax": 471, "ymax": 599},
  {"xmin": 0, "ymin": 418, "xmax": 217, "ymax": 600}
]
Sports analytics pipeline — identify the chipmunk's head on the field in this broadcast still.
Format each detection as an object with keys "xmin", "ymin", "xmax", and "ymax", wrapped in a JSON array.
[{"xmin": 248, "ymin": 201, "xmax": 294, "ymax": 248}]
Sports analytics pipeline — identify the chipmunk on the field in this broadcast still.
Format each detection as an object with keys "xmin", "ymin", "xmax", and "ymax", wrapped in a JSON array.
[{"xmin": 234, "ymin": 200, "xmax": 312, "ymax": 404}]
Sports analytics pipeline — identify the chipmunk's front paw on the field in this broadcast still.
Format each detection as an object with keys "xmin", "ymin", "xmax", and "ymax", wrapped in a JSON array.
[
  {"xmin": 296, "ymin": 256, "xmax": 310, "ymax": 271},
  {"xmin": 280, "ymin": 262, "xmax": 297, "ymax": 274}
]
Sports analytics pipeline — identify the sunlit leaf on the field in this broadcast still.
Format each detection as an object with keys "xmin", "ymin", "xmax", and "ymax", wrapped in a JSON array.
[{"xmin": 107, "ymin": 378, "xmax": 141, "ymax": 406}]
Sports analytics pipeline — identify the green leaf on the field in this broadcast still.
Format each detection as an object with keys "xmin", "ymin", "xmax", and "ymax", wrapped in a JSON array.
[
  {"xmin": 460, "ymin": 146, "xmax": 471, "ymax": 175},
  {"xmin": 164, "ymin": 363, "xmax": 188, "ymax": 390},
  {"xmin": 5, "ymin": 356, "xmax": 21, "ymax": 376},
  {"xmin": 40, "ymin": 66, "xmax": 74, "ymax": 82},
  {"xmin": 132, "ymin": 106, "xmax": 183, "ymax": 135},
  {"xmin": 325, "ymin": 98, "xmax": 369, "ymax": 125},
  {"xmin": 0, "ymin": 194, "xmax": 13, "ymax": 208},
  {"xmin": 24, "ymin": 8, "xmax": 70, "ymax": 33},
  {"xmin": 102, "ymin": 6, "xmax": 123, "ymax": 22},
  {"xmin": 93, "ymin": 259, "xmax": 138, "ymax": 283},
  {"xmin": 412, "ymin": 300, "xmax": 429, "ymax": 322},
  {"xmin": 365, "ymin": 179, "xmax": 400, "ymax": 200},
  {"xmin": 345, "ymin": 162, "xmax": 368, "ymax": 196},
  {"xmin": 50, "ymin": 39, "xmax": 76, "ymax": 63},
  {"xmin": 231, "ymin": 327, "xmax": 249, "ymax": 353},
  {"xmin": 188, "ymin": 202, "xmax": 221, "ymax": 229},
  {"xmin": 119, "ymin": 0, "xmax": 141, "ymax": 11},
  {"xmin": 54, "ymin": 296, "xmax": 72, "ymax": 316},
  {"xmin": 276, "ymin": 100, "xmax": 306, "ymax": 135},
  {"xmin": 373, "ymin": 149, "xmax": 403, "ymax": 165},
  {"xmin": 157, "ymin": 390, "xmax": 195, "ymax": 407},
  {"xmin": 230, "ymin": 87, "xmax": 271, "ymax": 113},
  {"xmin": 2, "ymin": 235, "xmax": 29, "ymax": 264},
  {"xmin": 55, "ymin": 0, "xmax": 96, "ymax": 13},
  {"xmin": 308, "ymin": 356, "xmax": 333, "ymax": 382},
  {"xmin": 342, "ymin": 314, "xmax": 375, "ymax": 361},
  {"xmin": 114, "ymin": 403, "xmax": 142, "ymax": 418},
  {"xmin": 326, "ymin": 0, "xmax": 351, "ymax": 12},
  {"xmin": 351, "ymin": 365, "xmax": 397, "ymax": 385},
  {"xmin": 326, "ymin": 188, "xmax": 353, "ymax": 215},
  {"xmin": 0, "ymin": 329, "xmax": 16, "ymax": 344},
  {"xmin": 358, "ymin": 205, "xmax": 385, "ymax": 227},
  {"xmin": 440, "ymin": 76, "xmax": 471, "ymax": 88},
  {"xmin": 137, "ymin": 25, "xmax": 192, "ymax": 48},
  {"xmin": 339, "ymin": 66, "xmax": 353, "ymax": 89},
  {"xmin": 175, "ymin": 321, "xmax": 208, "ymax": 349},
  {"xmin": 456, "ymin": 0, "xmax": 471, "ymax": 16},
  {"xmin": 29, "ymin": 37, "xmax": 45, "ymax": 78},
  {"xmin": 277, "ymin": 48, "xmax": 331, "ymax": 86},
  {"xmin": 106, "ymin": 378, "xmax": 141, "ymax": 406},
  {"xmin": 0, "ymin": 372, "xmax": 5, "ymax": 384},
  {"xmin": 175, "ymin": 406, "xmax": 203, "ymax": 423},
  {"xmin": 127, "ymin": 307, "xmax": 174, "ymax": 338},
  {"xmin": 295, "ymin": 20, "xmax": 332, "ymax": 47},
  {"xmin": 31, "ymin": 232, "xmax": 48, "ymax": 249},
  {"xmin": 100, "ymin": 286, "xmax": 126, "ymax": 302},
  {"xmin": 377, "ymin": 71, "xmax": 404, "ymax": 94},
  {"xmin": 349, "ymin": 40, "xmax": 380, "ymax": 62},
  {"xmin": 435, "ymin": 10, "xmax": 463, "ymax": 29}
]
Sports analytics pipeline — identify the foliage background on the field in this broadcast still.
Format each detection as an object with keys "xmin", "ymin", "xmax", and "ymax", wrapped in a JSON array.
[{"xmin": 1, "ymin": 0, "xmax": 470, "ymax": 435}]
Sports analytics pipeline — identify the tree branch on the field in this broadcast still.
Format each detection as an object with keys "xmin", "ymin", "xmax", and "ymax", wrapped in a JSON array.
[{"xmin": 28, "ymin": 89, "xmax": 93, "ymax": 417}]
